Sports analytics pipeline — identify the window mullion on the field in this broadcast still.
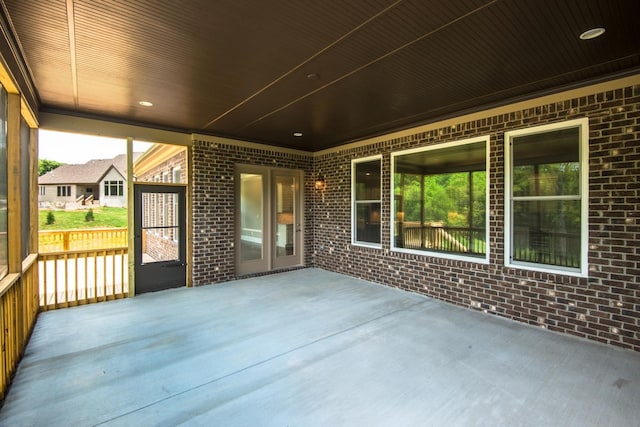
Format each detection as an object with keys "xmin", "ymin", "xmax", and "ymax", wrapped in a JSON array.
[{"xmin": 513, "ymin": 195, "xmax": 581, "ymax": 201}]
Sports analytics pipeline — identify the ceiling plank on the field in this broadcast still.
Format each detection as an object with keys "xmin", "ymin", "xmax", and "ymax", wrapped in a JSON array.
[{"xmin": 64, "ymin": 0, "xmax": 78, "ymax": 109}]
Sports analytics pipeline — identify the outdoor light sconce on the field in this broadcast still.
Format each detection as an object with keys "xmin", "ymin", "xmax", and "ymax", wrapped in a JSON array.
[{"xmin": 315, "ymin": 176, "xmax": 326, "ymax": 191}]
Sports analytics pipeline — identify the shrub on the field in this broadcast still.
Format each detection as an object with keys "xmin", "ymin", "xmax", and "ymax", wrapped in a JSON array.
[
  {"xmin": 46, "ymin": 211, "xmax": 55, "ymax": 225},
  {"xmin": 85, "ymin": 209, "xmax": 95, "ymax": 222}
]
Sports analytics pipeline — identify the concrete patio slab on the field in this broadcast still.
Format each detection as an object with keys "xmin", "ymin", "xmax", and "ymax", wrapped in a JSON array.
[{"xmin": 1, "ymin": 268, "xmax": 639, "ymax": 426}]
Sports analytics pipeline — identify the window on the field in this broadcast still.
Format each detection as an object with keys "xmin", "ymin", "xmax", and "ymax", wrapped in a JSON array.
[
  {"xmin": 39, "ymin": 186, "xmax": 46, "ymax": 196},
  {"xmin": 104, "ymin": 180, "xmax": 123, "ymax": 196},
  {"xmin": 392, "ymin": 137, "xmax": 488, "ymax": 261},
  {"xmin": 172, "ymin": 167, "xmax": 181, "ymax": 184},
  {"xmin": 57, "ymin": 185, "xmax": 71, "ymax": 197},
  {"xmin": 505, "ymin": 118, "xmax": 588, "ymax": 276},
  {"xmin": 0, "ymin": 84, "xmax": 8, "ymax": 280},
  {"xmin": 352, "ymin": 156, "xmax": 381, "ymax": 246}
]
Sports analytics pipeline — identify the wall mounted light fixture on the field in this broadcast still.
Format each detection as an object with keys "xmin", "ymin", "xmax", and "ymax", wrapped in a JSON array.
[{"xmin": 315, "ymin": 176, "xmax": 326, "ymax": 190}]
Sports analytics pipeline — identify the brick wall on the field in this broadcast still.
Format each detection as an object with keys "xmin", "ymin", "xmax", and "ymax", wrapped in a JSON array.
[
  {"xmin": 313, "ymin": 84, "xmax": 639, "ymax": 352},
  {"xmin": 191, "ymin": 139, "xmax": 313, "ymax": 285},
  {"xmin": 144, "ymin": 230, "xmax": 179, "ymax": 261},
  {"xmin": 137, "ymin": 151, "xmax": 187, "ymax": 183}
]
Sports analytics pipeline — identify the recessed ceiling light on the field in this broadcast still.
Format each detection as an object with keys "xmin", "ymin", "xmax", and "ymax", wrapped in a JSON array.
[
  {"xmin": 306, "ymin": 73, "xmax": 320, "ymax": 80},
  {"xmin": 138, "ymin": 101, "xmax": 153, "ymax": 107},
  {"xmin": 293, "ymin": 132, "xmax": 303, "ymax": 137},
  {"xmin": 579, "ymin": 27, "xmax": 605, "ymax": 40}
]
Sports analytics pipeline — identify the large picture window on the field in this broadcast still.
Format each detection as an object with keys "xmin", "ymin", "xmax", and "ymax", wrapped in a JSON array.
[
  {"xmin": 392, "ymin": 137, "xmax": 488, "ymax": 261},
  {"xmin": 352, "ymin": 156, "xmax": 381, "ymax": 247},
  {"xmin": 104, "ymin": 180, "xmax": 124, "ymax": 196},
  {"xmin": 505, "ymin": 118, "xmax": 588, "ymax": 276}
]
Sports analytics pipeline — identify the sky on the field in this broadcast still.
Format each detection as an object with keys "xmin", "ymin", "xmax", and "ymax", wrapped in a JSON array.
[{"xmin": 39, "ymin": 130, "xmax": 153, "ymax": 164}]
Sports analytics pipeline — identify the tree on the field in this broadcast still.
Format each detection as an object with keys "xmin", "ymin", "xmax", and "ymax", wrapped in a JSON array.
[
  {"xmin": 46, "ymin": 211, "xmax": 55, "ymax": 225},
  {"xmin": 39, "ymin": 159, "xmax": 64, "ymax": 176}
]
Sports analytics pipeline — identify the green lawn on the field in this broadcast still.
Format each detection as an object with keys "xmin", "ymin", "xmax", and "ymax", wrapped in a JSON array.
[{"xmin": 39, "ymin": 207, "xmax": 128, "ymax": 230}]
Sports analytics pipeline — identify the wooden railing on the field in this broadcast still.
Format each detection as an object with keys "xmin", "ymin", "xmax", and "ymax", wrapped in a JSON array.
[
  {"xmin": 399, "ymin": 223, "xmax": 486, "ymax": 255},
  {"xmin": 513, "ymin": 229, "xmax": 581, "ymax": 268},
  {"xmin": 39, "ymin": 228, "xmax": 127, "ymax": 253},
  {"xmin": 0, "ymin": 254, "xmax": 39, "ymax": 400},
  {"xmin": 38, "ymin": 248, "xmax": 129, "ymax": 311},
  {"xmin": 396, "ymin": 224, "xmax": 580, "ymax": 267}
]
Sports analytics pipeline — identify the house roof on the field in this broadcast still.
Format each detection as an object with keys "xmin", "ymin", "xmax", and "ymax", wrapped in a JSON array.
[
  {"xmin": 3, "ymin": 1, "xmax": 639, "ymax": 152},
  {"xmin": 39, "ymin": 153, "xmax": 141, "ymax": 185}
]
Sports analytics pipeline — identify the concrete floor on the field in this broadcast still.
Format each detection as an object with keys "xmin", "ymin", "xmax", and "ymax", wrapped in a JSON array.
[{"xmin": 1, "ymin": 268, "xmax": 639, "ymax": 427}]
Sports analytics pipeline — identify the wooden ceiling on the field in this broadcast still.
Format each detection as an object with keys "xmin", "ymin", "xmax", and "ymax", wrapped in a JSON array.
[{"xmin": 2, "ymin": 0, "xmax": 639, "ymax": 151}]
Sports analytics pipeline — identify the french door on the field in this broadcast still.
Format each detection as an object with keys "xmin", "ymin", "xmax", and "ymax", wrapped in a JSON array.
[{"xmin": 236, "ymin": 166, "xmax": 303, "ymax": 275}]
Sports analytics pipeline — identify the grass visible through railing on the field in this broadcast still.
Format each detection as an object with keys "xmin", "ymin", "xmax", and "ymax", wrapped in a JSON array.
[{"xmin": 39, "ymin": 207, "xmax": 127, "ymax": 230}]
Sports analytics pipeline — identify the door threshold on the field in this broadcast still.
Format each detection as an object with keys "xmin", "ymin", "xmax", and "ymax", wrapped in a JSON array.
[{"xmin": 236, "ymin": 265, "xmax": 307, "ymax": 280}]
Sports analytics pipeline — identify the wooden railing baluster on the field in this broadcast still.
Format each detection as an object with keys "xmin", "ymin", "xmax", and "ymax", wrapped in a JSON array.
[
  {"xmin": 37, "ymin": 248, "xmax": 128, "ymax": 311},
  {"xmin": 0, "ymin": 256, "xmax": 39, "ymax": 399}
]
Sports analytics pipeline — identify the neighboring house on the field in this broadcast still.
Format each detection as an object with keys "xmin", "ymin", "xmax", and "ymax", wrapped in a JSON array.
[{"xmin": 39, "ymin": 153, "xmax": 141, "ymax": 208}]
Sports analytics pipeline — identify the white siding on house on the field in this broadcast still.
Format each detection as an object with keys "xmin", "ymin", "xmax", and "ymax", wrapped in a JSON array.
[
  {"xmin": 39, "ymin": 184, "xmax": 77, "ymax": 207},
  {"xmin": 39, "ymin": 185, "xmax": 57, "ymax": 203}
]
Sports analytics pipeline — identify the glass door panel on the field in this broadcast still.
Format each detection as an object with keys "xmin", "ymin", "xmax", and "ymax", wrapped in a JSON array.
[
  {"xmin": 237, "ymin": 170, "xmax": 268, "ymax": 275},
  {"xmin": 140, "ymin": 191, "xmax": 180, "ymax": 263},
  {"xmin": 275, "ymin": 175, "xmax": 296, "ymax": 257},
  {"xmin": 240, "ymin": 173, "xmax": 264, "ymax": 262},
  {"xmin": 273, "ymin": 171, "xmax": 302, "ymax": 269}
]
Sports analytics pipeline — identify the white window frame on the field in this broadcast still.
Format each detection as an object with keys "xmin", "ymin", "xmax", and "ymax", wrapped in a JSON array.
[
  {"xmin": 172, "ymin": 166, "xmax": 181, "ymax": 184},
  {"xmin": 504, "ymin": 118, "xmax": 589, "ymax": 277},
  {"xmin": 104, "ymin": 180, "xmax": 123, "ymax": 197},
  {"xmin": 390, "ymin": 136, "xmax": 490, "ymax": 263},
  {"xmin": 351, "ymin": 155, "xmax": 382, "ymax": 248}
]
